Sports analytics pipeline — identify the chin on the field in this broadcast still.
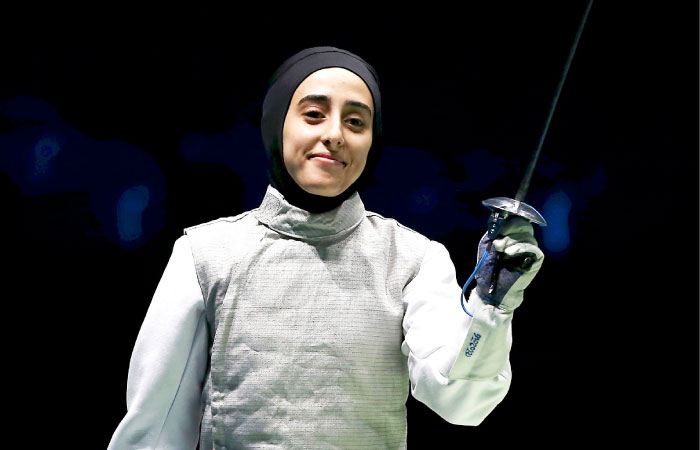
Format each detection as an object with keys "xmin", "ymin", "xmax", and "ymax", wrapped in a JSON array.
[
  {"xmin": 299, "ymin": 180, "xmax": 347, "ymax": 197},
  {"xmin": 303, "ymin": 185, "xmax": 344, "ymax": 197}
]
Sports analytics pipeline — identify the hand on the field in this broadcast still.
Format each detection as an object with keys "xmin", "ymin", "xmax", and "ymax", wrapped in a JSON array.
[{"xmin": 474, "ymin": 216, "xmax": 544, "ymax": 311}]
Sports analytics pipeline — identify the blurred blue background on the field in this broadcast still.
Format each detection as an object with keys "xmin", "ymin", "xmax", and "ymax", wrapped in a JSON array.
[{"xmin": 1, "ymin": 3, "xmax": 696, "ymax": 448}]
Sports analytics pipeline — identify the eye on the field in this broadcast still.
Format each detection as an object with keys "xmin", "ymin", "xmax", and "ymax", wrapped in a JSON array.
[
  {"xmin": 304, "ymin": 110, "xmax": 324, "ymax": 120},
  {"xmin": 347, "ymin": 118, "xmax": 365, "ymax": 127}
]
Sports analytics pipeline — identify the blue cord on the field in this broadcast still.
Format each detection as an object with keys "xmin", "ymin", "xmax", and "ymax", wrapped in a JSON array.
[{"xmin": 461, "ymin": 250, "xmax": 489, "ymax": 317}]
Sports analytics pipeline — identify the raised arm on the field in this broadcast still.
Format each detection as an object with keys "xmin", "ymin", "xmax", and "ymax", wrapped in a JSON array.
[{"xmin": 402, "ymin": 220, "xmax": 543, "ymax": 425}]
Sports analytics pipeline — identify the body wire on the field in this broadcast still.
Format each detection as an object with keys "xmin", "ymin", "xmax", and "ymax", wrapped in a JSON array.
[{"xmin": 460, "ymin": 249, "xmax": 490, "ymax": 317}]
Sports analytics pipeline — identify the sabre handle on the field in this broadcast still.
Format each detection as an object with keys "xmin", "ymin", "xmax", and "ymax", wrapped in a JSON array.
[
  {"xmin": 485, "ymin": 210, "xmax": 509, "ymax": 295},
  {"xmin": 487, "ymin": 209, "xmax": 509, "ymax": 238}
]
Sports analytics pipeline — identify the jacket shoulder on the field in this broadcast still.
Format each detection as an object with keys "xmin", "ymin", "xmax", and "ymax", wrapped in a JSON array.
[
  {"xmin": 363, "ymin": 210, "xmax": 432, "ymax": 289},
  {"xmin": 182, "ymin": 210, "xmax": 259, "ymax": 308},
  {"xmin": 183, "ymin": 210, "xmax": 255, "ymax": 235},
  {"xmin": 182, "ymin": 210, "xmax": 258, "ymax": 275},
  {"xmin": 364, "ymin": 210, "xmax": 430, "ymax": 243}
]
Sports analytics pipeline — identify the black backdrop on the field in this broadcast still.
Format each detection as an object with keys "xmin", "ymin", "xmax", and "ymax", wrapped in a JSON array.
[{"xmin": 1, "ymin": 3, "xmax": 697, "ymax": 448}]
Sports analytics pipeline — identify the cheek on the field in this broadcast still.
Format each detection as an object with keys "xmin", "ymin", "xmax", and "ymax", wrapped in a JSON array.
[
  {"xmin": 281, "ymin": 125, "xmax": 298, "ymax": 167},
  {"xmin": 283, "ymin": 124, "xmax": 315, "ymax": 159},
  {"xmin": 352, "ymin": 138, "xmax": 372, "ymax": 167}
]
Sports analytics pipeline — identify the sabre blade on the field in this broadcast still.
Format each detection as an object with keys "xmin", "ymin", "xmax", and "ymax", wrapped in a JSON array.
[{"xmin": 515, "ymin": 0, "xmax": 594, "ymax": 202}]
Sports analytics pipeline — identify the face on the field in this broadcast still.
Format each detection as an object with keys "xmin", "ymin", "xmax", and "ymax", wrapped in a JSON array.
[{"xmin": 282, "ymin": 67, "xmax": 374, "ymax": 197}]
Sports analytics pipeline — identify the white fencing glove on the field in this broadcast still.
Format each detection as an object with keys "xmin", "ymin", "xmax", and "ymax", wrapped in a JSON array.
[{"xmin": 473, "ymin": 216, "xmax": 544, "ymax": 311}]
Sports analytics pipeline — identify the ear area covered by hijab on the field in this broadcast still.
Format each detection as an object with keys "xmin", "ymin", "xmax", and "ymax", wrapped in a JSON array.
[{"xmin": 260, "ymin": 46, "xmax": 383, "ymax": 213}]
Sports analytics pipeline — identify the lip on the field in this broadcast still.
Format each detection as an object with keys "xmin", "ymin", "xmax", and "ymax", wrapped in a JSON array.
[{"xmin": 308, "ymin": 153, "xmax": 346, "ymax": 166}]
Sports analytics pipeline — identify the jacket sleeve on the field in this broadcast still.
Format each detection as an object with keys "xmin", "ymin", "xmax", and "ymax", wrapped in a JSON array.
[
  {"xmin": 401, "ymin": 240, "xmax": 514, "ymax": 426},
  {"xmin": 108, "ymin": 236, "xmax": 209, "ymax": 450}
]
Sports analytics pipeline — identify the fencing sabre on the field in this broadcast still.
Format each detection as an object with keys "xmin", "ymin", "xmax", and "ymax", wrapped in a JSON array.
[{"xmin": 461, "ymin": 0, "xmax": 594, "ymax": 313}]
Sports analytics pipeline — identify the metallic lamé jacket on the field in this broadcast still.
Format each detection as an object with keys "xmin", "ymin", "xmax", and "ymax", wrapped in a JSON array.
[{"xmin": 108, "ymin": 185, "xmax": 516, "ymax": 450}]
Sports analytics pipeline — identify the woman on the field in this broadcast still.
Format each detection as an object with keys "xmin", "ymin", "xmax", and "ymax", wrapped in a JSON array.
[{"xmin": 108, "ymin": 46, "xmax": 543, "ymax": 449}]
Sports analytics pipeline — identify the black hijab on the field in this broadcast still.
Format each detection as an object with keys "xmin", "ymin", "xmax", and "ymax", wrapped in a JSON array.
[{"xmin": 260, "ymin": 47, "xmax": 383, "ymax": 213}]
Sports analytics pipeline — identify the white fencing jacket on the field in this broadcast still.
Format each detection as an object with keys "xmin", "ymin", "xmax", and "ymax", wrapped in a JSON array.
[{"xmin": 108, "ymin": 185, "xmax": 516, "ymax": 450}]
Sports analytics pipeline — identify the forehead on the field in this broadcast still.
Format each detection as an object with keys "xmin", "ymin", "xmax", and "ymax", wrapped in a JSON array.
[{"xmin": 292, "ymin": 68, "xmax": 373, "ymax": 110}]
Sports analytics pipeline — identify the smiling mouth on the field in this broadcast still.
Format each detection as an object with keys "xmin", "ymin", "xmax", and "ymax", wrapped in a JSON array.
[{"xmin": 309, "ymin": 155, "xmax": 346, "ymax": 166}]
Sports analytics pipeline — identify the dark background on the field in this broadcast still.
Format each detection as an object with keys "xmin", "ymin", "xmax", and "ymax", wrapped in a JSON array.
[{"xmin": 2, "ymin": 3, "xmax": 697, "ymax": 448}]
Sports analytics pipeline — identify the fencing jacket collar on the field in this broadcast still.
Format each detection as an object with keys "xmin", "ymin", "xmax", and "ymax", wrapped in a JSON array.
[{"xmin": 253, "ymin": 185, "xmax": 365, "ymax": 240}]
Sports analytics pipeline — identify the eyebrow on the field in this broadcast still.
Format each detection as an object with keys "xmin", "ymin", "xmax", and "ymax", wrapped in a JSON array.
[{"xmin": 297, "ymin": 94, "xmax": 373, "ymax": 118}]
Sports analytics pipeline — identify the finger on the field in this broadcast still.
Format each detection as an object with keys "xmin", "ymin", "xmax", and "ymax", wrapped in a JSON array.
[
  {"xmin": 492, "ymin": 235, "xmax": 540, "ymax": 253},
  {"xmin": 503, "ymin": 242, "xmax": 544, "ymax": 260},
  {"xmin": 498, "ymin": 216, "xmax": 534, "ymax": 237},
  {"xmin": 501, "ymin": 252, "xmax": 537, "ymax": 271}
]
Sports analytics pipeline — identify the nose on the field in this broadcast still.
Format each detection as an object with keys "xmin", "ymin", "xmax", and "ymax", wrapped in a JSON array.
[{"xmin": 321, "ymin": 114, "xmax": 344, "ymax": 149}]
